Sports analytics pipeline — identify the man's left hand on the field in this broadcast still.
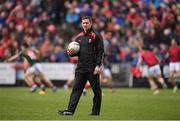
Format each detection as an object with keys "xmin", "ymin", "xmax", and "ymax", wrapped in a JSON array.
[{"xmin": 93, "ymin": 66, "xmax": 102, "ymax": 75}]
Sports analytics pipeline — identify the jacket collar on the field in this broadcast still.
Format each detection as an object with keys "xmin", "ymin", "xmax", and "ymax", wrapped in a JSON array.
[{"xmin": 83, "ymin": 28, "xmax": 93, "ymax": 34}]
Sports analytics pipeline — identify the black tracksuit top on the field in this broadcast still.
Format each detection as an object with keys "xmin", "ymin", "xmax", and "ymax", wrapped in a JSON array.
[{"xmin": 74, "ymin": 29, "xmax": 104, "ymax": 72}]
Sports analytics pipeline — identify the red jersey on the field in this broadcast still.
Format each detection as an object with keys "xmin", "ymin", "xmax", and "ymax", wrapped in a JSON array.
[
  {"xmin": 169, "ymin": 46, "xmax": 180, "ymax": 62},
  {"xmin": 140, "ymin": 51, "xmax": 159, "ymax": 67}
]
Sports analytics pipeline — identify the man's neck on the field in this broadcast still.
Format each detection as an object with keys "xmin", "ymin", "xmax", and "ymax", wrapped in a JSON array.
[{"xmin": 84, "ymin": 28, "xmax": 92, "ymax": 34}]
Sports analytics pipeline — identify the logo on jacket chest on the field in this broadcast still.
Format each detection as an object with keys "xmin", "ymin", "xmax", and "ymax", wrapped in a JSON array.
[
  {"xmin": 88, "ymin": 39, "xmax": 92, "ymax": 43},
  {"xmin": 78, "ymin": 38, "xmax": 93, "ymax": 44}
]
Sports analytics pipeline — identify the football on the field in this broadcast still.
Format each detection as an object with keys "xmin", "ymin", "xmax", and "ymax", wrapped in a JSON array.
[{"xmin": 67, "ymin": 41, "xmax": 80, "ymax": 56}]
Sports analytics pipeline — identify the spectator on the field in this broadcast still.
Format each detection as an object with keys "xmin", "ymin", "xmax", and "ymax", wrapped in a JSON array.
[{"xmin": 0, "ymin": 0, "xmax": 179, "ymax": 65}]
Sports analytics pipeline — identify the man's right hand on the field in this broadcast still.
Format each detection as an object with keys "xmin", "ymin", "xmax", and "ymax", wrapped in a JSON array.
[{"xmin": 67, "ymin": 49, "xmax": 76, "ymax": 57}]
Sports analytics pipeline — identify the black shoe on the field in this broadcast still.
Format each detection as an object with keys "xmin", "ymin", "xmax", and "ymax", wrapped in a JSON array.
[{"xmin": 58, "ymin": 109, "xmax": 73, "ymax": 115}]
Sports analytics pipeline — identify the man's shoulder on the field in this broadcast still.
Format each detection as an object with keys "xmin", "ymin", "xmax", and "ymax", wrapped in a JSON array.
[
  {"xmin": 90, "ymin": 30, "xmax": 100, "ymax": 36},
  {"xmin": 93, "ymin": 31, "xmax": 102, "ymax": 40},
  {"xmin": 90, "ymin": 30, "xmax": 103, "ymax": 39},
  {"xmin": 75, "ymin": 32, "xmax": 85, "ymax": 38}
]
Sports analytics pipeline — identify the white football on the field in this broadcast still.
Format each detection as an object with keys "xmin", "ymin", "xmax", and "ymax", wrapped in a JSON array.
[{"xmin": 67, "ymin": 41, "xmax": 80, "ymax": 56}]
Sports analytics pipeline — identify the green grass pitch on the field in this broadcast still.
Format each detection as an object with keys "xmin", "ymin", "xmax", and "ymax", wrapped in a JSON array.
[{"xmin": 0, "ymin": 87, "xmax": 180, "ymax": 120}]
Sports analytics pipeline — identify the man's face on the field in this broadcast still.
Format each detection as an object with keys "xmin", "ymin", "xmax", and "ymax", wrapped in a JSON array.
[{"xmin": 82, "ymin": 19, "xmax": 92, "ymax": 32}]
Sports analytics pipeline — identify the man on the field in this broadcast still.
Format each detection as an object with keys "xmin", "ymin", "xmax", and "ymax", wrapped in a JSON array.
[
  {"xmin": 137, "ymin": 46, "xmax": 167, "ymax": 95},
  {"xmin": 100, "ymin": 65, "xmax": 113, "ymax": 92},
  {"xmin": 58, "ymin": 16, "xmax": 104, "ymax": 115},
  {"xmin": 168, "ymin": 39, "xmax": 180, "ymax": 93},
  {"xmin": 7, "ymin": 44, "xmax": 57, "ymax": 93},
  {"xmin": 100, "ymin": 55, "xmax": 113, "ymax": 93},
  {"xmin": 63, "ymin": 57, "xmax": 78, "ymax": 90}
]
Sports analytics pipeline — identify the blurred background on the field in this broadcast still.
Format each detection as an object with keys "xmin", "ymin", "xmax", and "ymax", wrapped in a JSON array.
[{"xmin": 0, "ymin": 0, "xmax": 180, "ymax": 88}]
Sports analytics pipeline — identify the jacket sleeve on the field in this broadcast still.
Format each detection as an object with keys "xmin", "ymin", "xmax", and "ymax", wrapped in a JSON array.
[{"xmin": 95, "ymin": 33, "xmax": 104, "ymax": 66}]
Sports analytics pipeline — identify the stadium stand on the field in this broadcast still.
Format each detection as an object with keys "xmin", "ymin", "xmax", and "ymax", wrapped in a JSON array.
[{"xmin": 0, "ymin": 0, "xmax": 180, "ymax": 87}]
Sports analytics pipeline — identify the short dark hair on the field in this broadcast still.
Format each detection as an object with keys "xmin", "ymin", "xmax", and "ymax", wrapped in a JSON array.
[{"xmin": 82, "ymin": 16, "xmax": 92, "ymax": 23}]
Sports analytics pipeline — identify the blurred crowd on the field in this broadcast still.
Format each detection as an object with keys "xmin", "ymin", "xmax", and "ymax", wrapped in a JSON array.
[{"xmin": 0, "ymin": 0, "xmax": 180, "ymax": 64}]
